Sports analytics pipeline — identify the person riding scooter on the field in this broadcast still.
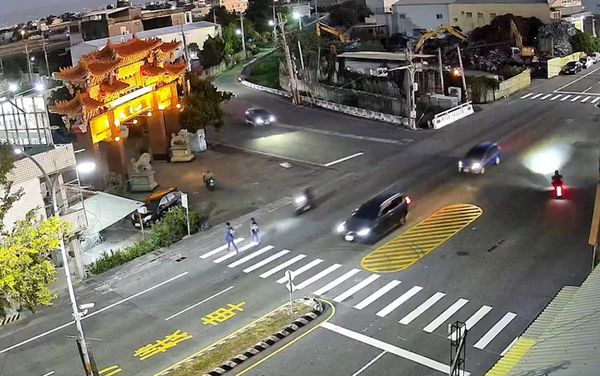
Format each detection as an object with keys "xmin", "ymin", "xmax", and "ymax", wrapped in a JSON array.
[
  {"xmin": 203, "ymin": 170, "xmax": 216, "ymax": 191},
  {"xmin": 295, "ymin": 187, "xmax": 316, "ymax": 214},
  {"xmin": 551, "ymin": 170, "xmax": 563, "ymax": 187}
]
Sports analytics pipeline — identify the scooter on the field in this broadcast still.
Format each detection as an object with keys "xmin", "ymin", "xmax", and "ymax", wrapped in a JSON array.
[
  {"xmin": 203, "ymin": 175, "xmax": 216, "ymax": 191},
  {"xmin": 294, "ymin": 194, "xmax": 314, "ymax": 214},
  {"xmin": 552, "ymin": 180, "xmax": 565, "ymax": 199}
]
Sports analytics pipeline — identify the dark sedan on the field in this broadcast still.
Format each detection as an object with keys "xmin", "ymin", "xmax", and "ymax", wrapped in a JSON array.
[
  {"xmin": 336, "ymin": 192, "xmax": 411, "ymax": 243},
  {"xmin": 458, "ymin": 142, "xmax": 501, "ymax": 174},
  {"xmin": 245, "ymin": 108, "xmax": 276, "ymax": 126},
  {"xmin": 562, "ymin": 61, "xmax": 582, "ymax": 75},
  {"xmin": 131, "ymin": 187, "xmax": 182, "ymax": 228}
]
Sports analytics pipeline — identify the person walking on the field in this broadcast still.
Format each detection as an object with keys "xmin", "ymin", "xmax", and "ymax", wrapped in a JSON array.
[
  {"xmin": 250, "ymin": 217, "xmax": 260, "ymax": 244},
  {"xmin": 225, "ymin": 222, "xmax": 239, "ymax": 253}
]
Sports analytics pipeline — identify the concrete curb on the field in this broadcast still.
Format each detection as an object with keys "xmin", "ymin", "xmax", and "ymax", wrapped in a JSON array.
[{"xmin": 161, "ymin": 298, "xmax": 324, "ymax": 376}]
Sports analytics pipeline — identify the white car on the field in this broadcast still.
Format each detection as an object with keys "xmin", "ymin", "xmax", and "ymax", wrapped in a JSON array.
[
  {"xmin": 591, "ymin": 52, "xmax": 600, "ymax": 63},
  {"xmin": 580, "ymin": 56, "xmax": 594, "ymax": 69}
]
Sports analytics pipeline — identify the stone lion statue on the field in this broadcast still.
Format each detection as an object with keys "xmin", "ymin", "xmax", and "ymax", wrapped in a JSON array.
[
  {"xmin": 170, "ymin": 129, "xmax": 190, "ymax": 148},
  {"xmin": 130, "ymin": 153, "xmax": 153, "ymax": 173}
]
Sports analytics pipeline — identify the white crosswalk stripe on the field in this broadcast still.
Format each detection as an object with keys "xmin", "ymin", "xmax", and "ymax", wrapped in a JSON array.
[
  {"xmin": 213, "ymin": 242, "xmax": 257, "ymax": 263},
  {"xmin": 376, "ymin": 286, "xmax": 423, "ymax": 318},
  {"xmin": 530, "ymin": 93, "xmax": 543, "ymax": 99},
  {"xmin": 540, "ymin": 94, "xmax": 552, "ymax": 100},
  {"xmin": 242, "ymin": 249, "xmax": 290, "ymax": 273},
  {"xmin": 550, "ymin": 94, "xmax": 562, "ymax": 101},
  {"xmin": 473, "ymin": 312, "xmax": 517, "ymax": 349},
  {"xmin": 200, "ymin": 238, "xmax": 244, "ymax": 259},
  {"xmin": 560, "ymin": 95, "xmax": 572, "ymax": 101},
  {"xmin": 259, "ymin": 254, "xmax": 306, "ymax": 278},
  {"xmin": 593, "ymin": 97, "xmax": 600, "ymax": 103},
  {"xmin": 448, "ymin": 305, "xmax": 492, "ymax": 340},
  {"xmin": 521, "ymin": 92, "xmax": 600, "ymax": 104},
  {"xmin": 333, "ymin": 274, "xmax": 380, "ymax": 303},
  {"xmin": 276, "ymin": 259, "xmax": 323, "ymax": 284},
  {"xmin": 520, "ymin": 93, "xmax": 533, "ymax": 99},
  {"xmin": 581, "ymin": 96, "xmax": 592, "ymax": 102},
  {"xmin": 422, "ymin": 298, "xmax": 469, "ymax": 333},
  {"xmin": 294, "ymin": 264, "xmax": 342, "ymax": 290},
  {"xmin": 570, "ymin": 95, "xmax": 582, "ymax": 102},
  {"xmin": 313, "ymin": 269, "xmax": 361, "ymax": 295},
  {"xmin": 399, "ymin": 292, "xmax": 446, "ymax": 325},
  {"xmin": 227, "ymin": 245, "xmax": 273, "ymax": 268},
  {"xmin": 354, "ymin": 280, "xmax": 401, "ymax": 310}
]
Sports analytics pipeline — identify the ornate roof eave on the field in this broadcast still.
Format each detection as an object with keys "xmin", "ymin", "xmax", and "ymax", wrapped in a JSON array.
[{"xmin": 49, "ymin": 91, "xmax": 105, "ymax": 118}]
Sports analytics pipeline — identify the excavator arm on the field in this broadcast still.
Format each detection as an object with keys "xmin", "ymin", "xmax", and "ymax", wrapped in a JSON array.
[
  {"xmin": 415, "ymin": 25, "xmax": 467, "ymax": 53},
  {"xmin": 316, "ymin": 22, "xmax": 348, "ymax": 43}
]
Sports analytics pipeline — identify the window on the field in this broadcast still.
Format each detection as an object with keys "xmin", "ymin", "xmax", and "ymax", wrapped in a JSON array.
[
  {"xmin": 466, "ymin": 12, "xmax": 472, "ymax": 18},
  {"xmin": 477, "ymin": 12, "xmax": 484, "ymax": 18},
  {"xmin": 453, "ymin": 18, "xmax": 458, "ymax": 22},
  {"xmin": 489, "ymin": 12, "xmax": 496, "ymax": 20},
  {"xmin": 399, "ymin": 13, "xmax": 406, "ymax": 19},
  {"xmin": 436, "ymin": 14, "xmax": 443, "ymax": 19},
  {"xmin": 120, "ymin": 26, "xmax": 128, "ymax": 35}
]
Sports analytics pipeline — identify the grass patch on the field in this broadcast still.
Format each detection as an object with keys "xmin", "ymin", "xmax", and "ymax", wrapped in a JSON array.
[
  {"xmin": 246, "ymin": 52, "xmax": 282, "ymax": 89},
  {"xmin": 168, "ymin": 301, "xmax": 315, "ymax": 376}
]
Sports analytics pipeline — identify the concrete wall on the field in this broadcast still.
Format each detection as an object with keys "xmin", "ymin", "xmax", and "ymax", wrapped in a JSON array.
[
  {"xmin": 547, "ymin": 52, "xmax": 583, "ymax": 78},
  {"xmin": 495, "ymin": 69, "xmax": 531, "ymax": 98},
  {"xmin": 449, "ymin": 3, "xmax": 551, "ymax": 31},
  {"xmin": 107, "ymin": 20, "xmax": 144, "ymax": 37},
  {"xmin": 0, "ymin": 178, "xmax": 45, "ymax": 233},
  {"xmin": 391, "ymin": 4, "xmax": 450, "ymax": 36}
]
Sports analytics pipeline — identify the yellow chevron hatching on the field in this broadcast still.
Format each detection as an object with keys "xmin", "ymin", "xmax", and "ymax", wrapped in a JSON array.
[{"xmin": 360, "ymin": 204, "xmax": 483, "ymax": 273}]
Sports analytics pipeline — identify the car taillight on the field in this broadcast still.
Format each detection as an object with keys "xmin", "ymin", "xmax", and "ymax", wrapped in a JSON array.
[{"xmin": 405, "ymin": 196, "xmax": 412, "ymax": 205}]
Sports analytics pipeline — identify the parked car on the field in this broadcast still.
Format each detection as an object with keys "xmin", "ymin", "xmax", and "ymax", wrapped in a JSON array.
[
  {"xmin": 590, "ymin": 52, "xmax": 600, "ymax": 63},
  {"xmin": 131, "ymin": 187, "xmax": 182, "ymax": 228},
  {"xmin": 562, "ymin": 61, "xmax": 582, "ymax": 75},
  {"xmin": 245, "ymin": 108, "xmax": 276, "ymax": 126},
  {"xmin": 458, "ymin": 142, "xmax": 502, "ymax": 174},
  {"xmin": 336, "ymin": 191, "xmax": 411, "ymax": 243},
  {"xmin": 580, "ymin": 56, "xmax": 594, "ymax": 69}
]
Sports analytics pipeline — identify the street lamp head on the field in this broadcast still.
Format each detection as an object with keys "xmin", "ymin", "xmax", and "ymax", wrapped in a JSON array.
[
  {"xmin": 235, "ymin": 28, "xmax": 242, "ymax": 35},
  {"xmin": 13, "ymin": 146, "xmax": 23, "ymax": 155},
  {"xmin": 8, "ymin": 83, "xmax": 18, "ymax": 92},
  {"xmin": 76, "ymin": 161, "xmax": 96, "ymax": 174},
  {"xmin": 30, "ymin": 56, "xmax": 35, "ymax": 62},
  {"xmin": 268, "ymin": 20, "xmax": 275, "ymax": 26},
  {"xmin": 34, "ymin": 82, "xmax": 45, "ymax": 92},
  {"xmin": 293, "ymin": 12, "xmax": 300, "ymax": 19}
]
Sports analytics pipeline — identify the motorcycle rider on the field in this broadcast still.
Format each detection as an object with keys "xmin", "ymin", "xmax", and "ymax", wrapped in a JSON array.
[
  {"xmin": 551, "ymin": 170, "xmax": 563, "ymax": 187},
  {"xmin": 203, "ymin": 170, "xmax": 214, "ymax": 184},
  {"xmin": 304, "ymin": 187, "xmax": 315, "ymax": 206}
]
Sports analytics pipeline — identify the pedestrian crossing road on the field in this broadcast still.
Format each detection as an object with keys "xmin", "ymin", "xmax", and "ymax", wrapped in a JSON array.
[
  {"xmin": 198, "ymin": 238, "xmax": 519, "ymax": 354},
  {"xmin": 520, "ymin": 92, "xmax": 600, "ymax": 104}
]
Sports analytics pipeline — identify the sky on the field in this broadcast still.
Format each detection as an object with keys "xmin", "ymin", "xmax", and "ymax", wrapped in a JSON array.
[{"xmin": 0, "ymin": 0, "xmax": 129, "ymax": 26}]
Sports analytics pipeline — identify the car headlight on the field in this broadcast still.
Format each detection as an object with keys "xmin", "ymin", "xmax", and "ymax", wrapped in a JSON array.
[
  {"xmin": 357, "ymin": 228, "xmax": 371, "ymax": 237},
  {"xmin": 269, "ymin": 115, "xmax": 276, "ymax": 122},
  {"xmin": 471, "ymin": 162, "xmax": 481, "ymax": 169},
  {"xmin": 295, "ymin": 195, "xmax": 307, "ymax": 204},
  {"xmin": 458, "ymin": 161, "xmax": 463, "ymax": 168},
  {"xmin": 336, "ymin": 222, "xmax": 346, "ymax": 233},
  {"xmin": 143, "ymin": 215, "xmax": 153, "ymax": 221},
  {"xmin": 256, "ymin": 117, "xmax": 264, "ymax": 124}
]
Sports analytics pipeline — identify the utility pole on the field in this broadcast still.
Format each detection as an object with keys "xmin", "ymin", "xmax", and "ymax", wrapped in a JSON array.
[
  {"xmin": 25, "ymin": 42, "xmax": 33, "ymax": 85},
  {"xmin": 437, "ymin": 47, "xmax": 445, "ymax": 95},
  {"xmin": 213, "ymin": 9, "xmax": 218, "ymax": 32},
  {"xmin": 239, "ymin": 12, "xmax": 247, "ymax": 59},
  {"xmin": 43, "ymin": 35, "xmax": 50, "ymax": 78},
  {"xmin": 278, "ymin": 12, "xmax": 301, "ymax": 104},
  {"xmin": 456, "ymin": 45, "xmax": 468, "ymax": 101},
  {"xmin": 180, "ymin": 24, "xmax": 191, "ymax": 71},
  {"xmin": 297, "ymin": 40, "xmax": 305, "ymax": 70},
  {"xmin": 407, "ymin": 49, "xmax": 417, "ymax": 130},
  {"xmin": 314, "ymin": 0, "xmax": 318, "ymax": 16},
  {"xmin": 272, "ymin": 0, "xmax": 277, "ymax": 41},
  {"xmin": 449, "ymin": 321, "xmax": 467, "ymax": 376}
]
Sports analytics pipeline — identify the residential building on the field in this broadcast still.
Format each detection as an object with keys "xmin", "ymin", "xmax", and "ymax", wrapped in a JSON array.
[
  {"xmin": 449, "ymin": 0, "xmax": 552, "ymax": 31},
  {"xmin": 216, "ymin": 0, "xmax": 249, "ymax": 13},
  {"xmin": 390, "ymin": 0, "xmax": 454, "ymax": 37},
  {"xmin": 0, "ymin": 94, "xmax": 52, "ymax": 146}
]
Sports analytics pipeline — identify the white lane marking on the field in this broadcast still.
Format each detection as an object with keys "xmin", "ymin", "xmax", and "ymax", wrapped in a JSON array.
[
  {"xmin": 295, "ymin": 264, "xmax": 342, "ymax": 289},
  {"xmin": 549, "ymin": 94, "xmax": 562, "ymax": 101},
  {"xmin": 259, "ymin": 254, "xmax": 306, "ymax": 278},
  {"xmin": 592, "ymin": 97, "xmax": 600, "ymax": 103},
  {"xmin": 322, "ymin": 322, "xmax": 470, "ymax": 376},
  {"xmin": 324, "ymin": 152, "xmax": 364, "ymax": 167},
  {"xmin": 422, "ymin": 298, "xmax": 469, "ymax": 333},
  {"xmin": 530, "ymin": 93, "xmax": 543, "ymax": 99},
  {"xmin": 399, "ymin": 292, "xmax": 446, "ymax": 325},
  {"xmin": 448, "ymin": 305, "xmax": 492, "ymax": 340},
  {"xmin": 313, "ymin": 269, "xmax": 361, "ymax": 295},
  {"xmin": 277, "ymin": 123, "xmax": 413, "ymax": 145},
  {"xmin": 581, "ymin": 96, "xmax": 592, "ymax": 102},
  {"xmin": 354, "ymin": 280, "xmax": 401, "ymax": 310},
  {"xmin": 242, "ymin": 249, "xmax": 290, "ymax": 273},
  {"xmin": 570, "ymin": 95, "xmax": 582, "ymax": 102},
  {"xmin": 473, "ymin": 312, "xmax": 517, "ymax": 350},
  {"xmin": 351, "ymin": 350, "xmax": 387, "ymax": 376},
  {"xmin": 200, "ymin": 238, "xmax": 244, "ymax": 259},
  {"xmin": 0, "ymin": 272, "xmax": 188, "ymax": 355},
  {"xmin": 560, "ymin": 95, "xmax": 572, "ymax": 101},
  {"xmin": 213, "ymin": 242, "xmax": 257, "ymax": 263},
  {"xmin": 520, "ymin": 93, "xmax": 533, "ymax": 99},
  {"xmin": 41, "ymin": 372, "xmax": 55, "ymax": 376},
  {"xmin": 164, "ymin": 285, "xmax": 235, "ymax": 321},
  {"xmin": 276, "ymin": 259, "xmax": 323, "ymax": 283},
  {"xmin": 540, "ymin": 94, "xmax": 552, "ymax": 100},
  {"xmin": 227, "ymin": 245, "xmax": 273, "ymax": 268},
  {"xmin": 376, "ymin": 286, "xmax": 423, "ymax": 317},
  {"xmin": 500, "ymin": 336, "xmax": 519, "ymax": 356},
  {"xmin": 333, "ymin": 274, "xmax": 380, "ymax": 302},
  {"xmin": 582, "ymin": 86, "xmax": 592, "ymax": 93},
  {"xmin": 555, "ymin": 65, "xmax": 600, "ymax": 91}
]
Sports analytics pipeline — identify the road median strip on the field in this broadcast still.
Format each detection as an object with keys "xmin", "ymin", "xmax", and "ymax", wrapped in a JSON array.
[{"xmin": 157, "ymin": 297, "xmax": 324, "ymax": 376}]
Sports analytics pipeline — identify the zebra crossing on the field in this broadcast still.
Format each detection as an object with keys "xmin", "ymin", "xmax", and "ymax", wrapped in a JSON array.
[
  {"xmin": 520, "ymin": 92, "xmax": 600, "ymax": 104},
  {"xmin": 199, "ymin": 239, "xmax": 518, "ymax": 352}
]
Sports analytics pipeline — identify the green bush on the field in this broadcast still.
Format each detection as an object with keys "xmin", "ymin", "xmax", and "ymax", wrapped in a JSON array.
[
  {"xmin": 466, "ymin": 76, "xmax": 500, "ymax": 104},
  {"xmin": 89, "ymin": 208, "xmax": 207, "ymax": 274}
]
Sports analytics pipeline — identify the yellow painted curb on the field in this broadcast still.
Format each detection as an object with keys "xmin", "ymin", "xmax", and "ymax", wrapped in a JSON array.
[
  {"xmin": 0, "ymin": 313, "xmax": 20, "ymax": 327},
  {"xmin": 361, "ymin": 204, "xmax": 483, "ymax": 273},
  {"xmin": 485, "ymin": 337, "xmax": 536, "ymax": 376}
]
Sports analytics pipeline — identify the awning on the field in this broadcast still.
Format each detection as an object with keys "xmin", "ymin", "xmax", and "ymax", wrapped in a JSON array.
[{"xmin": 77, "ymin": 192, "xmax": 144, "ymax": 236}]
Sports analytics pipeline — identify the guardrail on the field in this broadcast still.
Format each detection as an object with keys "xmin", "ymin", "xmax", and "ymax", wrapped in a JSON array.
[{"xmin": 429, "ymin": 102, "xmax": 474, "ymax": 129}]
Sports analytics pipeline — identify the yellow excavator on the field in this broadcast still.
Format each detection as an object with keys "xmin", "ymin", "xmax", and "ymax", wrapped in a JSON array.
[
  {"xmin": 415, "ymin": 25, "xmax": 467, "ymax": 53},
  {"xmin": 510, "ymin": 19, "xmax": 535, "ymax": 62},
  {"xmin": 316, "ymin": 22, "xmax": 349, "ymax": 43}
]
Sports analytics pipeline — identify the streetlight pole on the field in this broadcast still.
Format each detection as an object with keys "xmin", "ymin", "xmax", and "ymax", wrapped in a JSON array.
[
  {"xmin": 239, "ymin": 12, "xmax": 247, "ymax": 59},
  {"xmin": 272, "ymin": 0, "xmax": 277, "ymax": 41},
  {"xmin": 14, "ymin": 148, "xmax": 95, "ymax": 376}
]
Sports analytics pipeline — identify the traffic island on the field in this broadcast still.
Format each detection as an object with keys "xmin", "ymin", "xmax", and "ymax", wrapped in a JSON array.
[{"xmin": 161, "ymin": 297, "xmax": 325, "ymax": 376}]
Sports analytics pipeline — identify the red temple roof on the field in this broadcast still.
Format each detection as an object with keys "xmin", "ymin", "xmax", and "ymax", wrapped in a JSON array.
[
  {"xmin": 159, "ymin": 40, "xmax": 181, "ymax": 53},
  {"xmin": 164, "ymin": 62, "xmax": 188, "ymax": 76},
  {"xmin": 49, "ymin": 92, "xmax": 104, "ymax": 116},
  {"xmin": 100, "ymin": 79, "xmax": 130, "ymax": 94},
  {"xmin": 140, "ymin": 63, "xmax": 165, "ymax": 76}
]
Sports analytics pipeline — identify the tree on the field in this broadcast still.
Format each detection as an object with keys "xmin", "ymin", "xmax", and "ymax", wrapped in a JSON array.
[
  {"xmin": 199, "ymin": 36, "xmax": 225, "ymax": 69},
  {"xmin": 245, "ymin": 0, "xmax": 273, "ymax": 33},
  {"xmin": 0, "ymin": 147, "xmax": 70, "ymax": 317},
  {"xmin": 181, "ymin": 73, "xmax": 234, "ymax": 132},
  {"xmin": 570, "ymin": 31, "xmax": 600, "ymax": 54},
  {"xmin": 204, "ymin": 6, "xmax": 238, "ymax": 27},
  {"xmin": 328, "ymin": 0, "xmax": 372, "ymax": 29}
]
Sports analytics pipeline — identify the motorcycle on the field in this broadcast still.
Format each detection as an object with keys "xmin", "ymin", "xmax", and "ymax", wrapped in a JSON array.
[
  {"xmin": 551, "ymin": 174, "xmax": 565, "ymax": 199},
  {"xmin": 294, "ymin": 193, "xmax": 314, "ymax": 214},
  {"xmin": 203, "ymin": 175, "xmax": 216, "ymax": 191}
]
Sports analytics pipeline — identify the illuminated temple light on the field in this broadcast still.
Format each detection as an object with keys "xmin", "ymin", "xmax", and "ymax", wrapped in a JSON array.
[
  {"xmin": 176, "ymin": 103, "xmax": 181, "ymax": 109},
  {"xmin": 133, "ymin": 119, "xmax": 139, "ymax": 125},
  {"xmin": 114, "ymin": 136, "xmax": 121, "ymax": 142},
  {"xmin": 147, "ymin": 111, "xmax": 153, "ymax": 117}
]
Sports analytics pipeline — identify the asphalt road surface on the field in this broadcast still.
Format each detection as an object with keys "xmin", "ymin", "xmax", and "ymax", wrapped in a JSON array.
[{"xmin": 0, "ymin": 64, "xmax": 596, "ymax": 376}]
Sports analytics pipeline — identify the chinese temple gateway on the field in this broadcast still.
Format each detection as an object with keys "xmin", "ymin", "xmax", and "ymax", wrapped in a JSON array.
[{"xmin": 50, "ymin": 36, "xmax": 188, "ymax": 177}]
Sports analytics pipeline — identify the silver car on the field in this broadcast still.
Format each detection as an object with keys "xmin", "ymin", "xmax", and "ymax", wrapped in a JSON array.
[{"xmin": 245, "ymin": 108, "xmax": 276, "ymax": 126}]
